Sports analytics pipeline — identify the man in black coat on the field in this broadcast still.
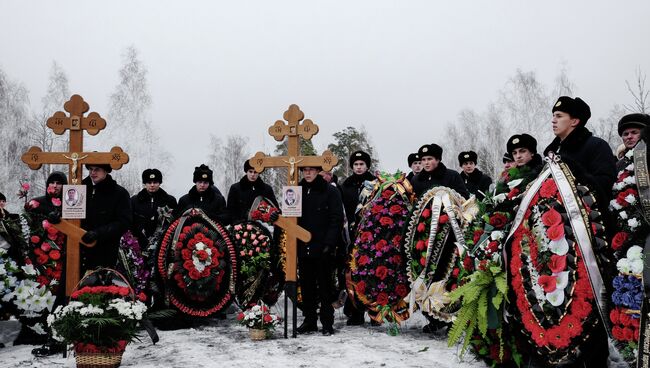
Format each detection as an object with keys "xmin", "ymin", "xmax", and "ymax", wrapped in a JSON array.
[
  {"xmin": 227, "ymin": 160, "xmax": 277, "ymax": 223},
  {"xmin": 80, "ymin": 164, "xmax": 132, "ymax": 273},
  {"xmin": 131, "ymin": 168, "xmax": 177, "ymax": 242},
  {"xmin": 29, "ymin": 171, "xmax": 67, "ymax": 216},
  {"xmin": 541, "ymin": 96, "xmax": 616, "ymax": 368},
  {"xmin": 458, "ymin": 151, "xmax": 492, "ymax": 200},
  {"xmin": 296, "ymin": 165, "xmax": 344, "ymax": 336},
  {"xmin": 412, "ymin": 144, "xmax": 469, "ymax": 199},
  {"xmin": 544, "ymin": 96, "xmax": 617, "ymax": 205},
  {"xmin": 507, "ymin": 133, "xmax": 544, "ymax": 171},
  {"xmin": 616, "ymin": 113, "xmax": 650, "ymax": 170},
  {"xmin": 176, "ymin": 164, "xmax": 229, "ymax": 225},
  {"xmin": 340, "ymin": 150, "xmax": 376, "ymax": 325},
  {"xmin": 405, "ymin": 152, "xmax": 421, "ymax": 182}
]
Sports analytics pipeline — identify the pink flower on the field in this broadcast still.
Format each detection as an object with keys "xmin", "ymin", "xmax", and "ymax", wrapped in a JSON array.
[
  {"xmin": 29, "ymin": 200, "xmax": 40, "ymax": 208},
  {"xmin": 51, "ymin": 198, "xmax": 61, "ymax": 207},
  {"xmin": 21, "ymin": 183, "xmax": 30, "ymax": 191}
]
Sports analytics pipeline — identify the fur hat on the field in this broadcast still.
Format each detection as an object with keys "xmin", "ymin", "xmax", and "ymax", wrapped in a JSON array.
[
  {"xmin": 244, "ymin": 160, "xmax": 254, "ymax": 173},
  {"xmin": 142, "ymin": 168, "xmax": 162, "ymax": 184},
  {"xmin": 507, "ymin": 134, "xmax": 537, "ymax": 154},
  {"xmin": 618, "ymin": 113, "xmax": 650, "ymax": 136},
  {"xmin": 0, "ymin": 192, "xmax": 5, "ymax": 202},
  {"xmin": 418, "ymin": 144, "xmax": 443, "ymax": 161},
  {"xmin": 407, "ymin": 153, "xmax": 420, "ymax": 166},
  {"xmin": 552, "ymin": 96, "xmax": 591, "ymax": 125},
  {"xmin": 85, "ymin": 163, "xmax": 112, "ymax": 173},
  {"xmin": 349, "ymin": 150, "xmax": 371, "ymax": 169},
  {"xmin": 47, "ymin": 171, "xmax": 68, "ymax": 186},
  {"xmin": 502, "ymin": 152, "xmax": 514, "ymax": 164},
  {"xmin": 458, "ymin": 151, "xmax": 478, "ymax": 166},
  {"xmin": 193, "ymin": 164, "xmax": 214, "ymax": 185}
]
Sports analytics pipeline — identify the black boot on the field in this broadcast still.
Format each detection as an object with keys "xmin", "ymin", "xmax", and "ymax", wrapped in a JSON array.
[
  {"xmin": 32, "ymin": 342, "xmax": 64, "ymax": 357},
  {"xmin": 321, "ymin": 325, "xmax": 334, "ymax": 336},
  {"xmin": 297, "ymin": 320, "xmax": 318, "ymax": 334}
]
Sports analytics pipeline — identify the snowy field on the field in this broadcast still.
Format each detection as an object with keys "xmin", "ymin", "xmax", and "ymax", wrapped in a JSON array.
[{"xmin": 0, "ymin": 304, "xmax": 487, "ymax": 368}]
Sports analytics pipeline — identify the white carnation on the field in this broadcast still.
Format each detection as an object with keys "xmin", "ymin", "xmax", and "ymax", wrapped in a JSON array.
[
  {"xmin": 626, "ymin": 163, "xmax": 635, "ymax": 171},
  {"xmin": 627, "ymin": 245, "xmax": 643, "ymax": 261},
  {"xmin": 617, "ymin": 258, "xmax": 631, "ymax": 274},
  {"xmin": 610, "ymin": 200, "xmax": 623, "ymax": 211},
  {"xmin": 628, "ymin": 218, "xmax": 640, "ymax": 230},
  {"xmin": 631, "ymin": 259, "xmax": 644, "ymax": 275},
  {"xmin": 624, "ymin": 175, "xmax": 636, "ymax": 185},
  {"xmin": 490, "ymin": 231, "xmax": 504, "ymax": 241},
  {"xmin": 620, "ymin": 211, "xmax": 628, "ymax": 220},
  {"xmin": 625, "ymin": 194, "xmax": 637, "ymax": 205}
]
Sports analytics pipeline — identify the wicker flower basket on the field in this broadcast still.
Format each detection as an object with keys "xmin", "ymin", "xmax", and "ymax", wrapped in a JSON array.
[
  {"xmin": 74, "ymin": 350, "xmax": 124, "ymax": 368},
  {"xmin": 249, "ymin": 328, "xmax": 268, "ymax": 341}
]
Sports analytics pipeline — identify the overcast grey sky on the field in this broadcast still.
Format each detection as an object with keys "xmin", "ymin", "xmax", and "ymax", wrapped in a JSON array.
[{"xmin": 1, "ymin": 0, "xmax": 649, "ymax": 195}]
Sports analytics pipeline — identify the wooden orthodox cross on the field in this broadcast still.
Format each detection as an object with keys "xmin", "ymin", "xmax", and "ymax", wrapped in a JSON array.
[
  {"xmin": 21, "ymin": 94, "xmax": 129, "ymax": 296},
  {"xmin": 249, "ymin": 104, "xmax": 338, "ymax": 337}
]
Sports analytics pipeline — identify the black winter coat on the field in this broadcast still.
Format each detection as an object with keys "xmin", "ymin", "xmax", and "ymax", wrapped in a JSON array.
[
  {"xmin": 341, "ymin": 172, "xmax": 376, "ymax": 231},
  {"xmin": 131, "ymin": 188, "xmax": 177, "ymax": 239},
  {"xmin": 298, "ymin": 175, "xmax": 344, "ymax": 259},
  {"xmin": 460, "ymin": 168, "xmax": 492, "ymax": 200},
  {"xmin": 226, "ymin": 176, "xmax": 278, "ymax": 223},
  {"xmin": 176, "ymin": 186, "xmax": 229, "ymax": 225},
  {"xmin": 544, "ymin": 126, "xmax": 617, "ymax": 205},
  {"xmin": 80, "ymin": 175, "xmax": 132, "ymax": 271},
  {"xmin": 412, "ymin": 162, "xmax": 469, "ymax": 199}
]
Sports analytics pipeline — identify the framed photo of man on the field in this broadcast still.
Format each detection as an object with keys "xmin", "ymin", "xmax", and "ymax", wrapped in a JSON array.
[
  {"xmin": 62, "ymin": 184, "xmax": 86, "ymax": 219},
  {"xmin": 281, "ymin": 186, "xmax": 302, "ymax": 217}
]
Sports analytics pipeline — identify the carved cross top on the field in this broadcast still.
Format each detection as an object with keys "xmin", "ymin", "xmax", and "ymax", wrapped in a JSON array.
[{"xmin": 250, "ymin": 104, "xmax": 337, "ymax": 185}]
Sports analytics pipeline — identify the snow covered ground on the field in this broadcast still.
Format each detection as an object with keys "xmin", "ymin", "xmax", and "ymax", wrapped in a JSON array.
[{"xmin": 0, "ymin": 304, "xmax": 487, "ymax": 368}]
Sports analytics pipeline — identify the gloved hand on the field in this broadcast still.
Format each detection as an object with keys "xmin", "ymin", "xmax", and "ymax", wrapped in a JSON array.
[
  {"xmin": 47, "ymin": 211, "xmax": 61, "ymax": 224},
  {"xmin": 269, "ymin": 211, "xmax": 280, "ymax": 223},
  {"xmin": 81, "ymin": 231, "xmax": 97, "ymax": 244}
]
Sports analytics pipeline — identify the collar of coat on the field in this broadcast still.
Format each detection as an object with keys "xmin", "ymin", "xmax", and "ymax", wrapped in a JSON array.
[
  {"xmin": 418, "ymin": 162, "xmax": 448, "ymax": 181},
  {"xmin": 238, "ymin": 175, "xmax": 266, "ymax": 190},
  {"xmin": 136, "ymin": 187, "xmax": 170, "ymax": 201},
  {"xmin": 82, "ymin": 174, "xmax": 117, "ymax": 192},
  {"xmin": 188, "ymin": 185, "xmax": 216, "ymax": 200},
  {"xmin": 299, "ymin": 175, "xmax": 328, "ymax": 191},
  {"xmin": 544, "ymin": 126, "xmax": 593, "ymax": 156},
  {"xmin": 460, "ymin": 168, "xmax": 484, "ymax": 183},
  {"xmin": 342, "ymin": 171, "xmax": 375, "ymax": 187}
]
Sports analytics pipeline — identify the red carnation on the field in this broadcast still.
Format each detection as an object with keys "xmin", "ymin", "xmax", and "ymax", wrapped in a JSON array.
[
  {"xmin": 610, "ymin": 308, "xmax": 621, "ymax": 325},
  {"xmin": 237, "ymin": 312, "xmax": 245, "ymax": 321},
  {"xmin": 356, "ymin": 280, "xmax": 366, "ymax": 295},
  {"xmin": 548, "ymin": 327, "xmax": 570, "ymax": 349},
  {"xmin": 487, "ymin": 241, "xmax": 499, "ymax": 253},
  {"xmin": 360, "ymin": 231, "xmax": 374, "ymax": 243},
  {"xmin": 507, "ymin": 187, "xmax": 520, "ymax": 199},
  {"xmin": 422, "ymin": 208, "xmax": 431, "ymax": 219},
  {"xmin": 395, "ymin": 284, "xmax": 408, "ymax": 297},
  {"xmin": 540, "ymin": 179, "xmax": 558, "ymax": 198},
  {"xmin": 376, "ymin": 292, "xmax": 389, "ymax": 305},
  {"xmin": 541, "ymin": 208, "xmax": 562, "ymax": 227},
  {"xmin": 37, "ymin": 255, "xmax": 49, "ymax": 265},
  {"xmin": 417, "ymin": 222, "xmax": 426, "ymax": 233},
  {"xmin": 36, "ymin": 275, "xmax": 49, "ymax": 286},
  {"xmin": 537, "ymin": 274, "xmax": 557, "ymax": 293},
  {"xmin": 181, "ymin": 249, "xmax": 192, "ymax": 260},
  {"xmin": 49, "ymin": 249, "xmax": 61, "ymax": 261},
  {"xmin": 419, "ymin": 257, "xmax": 426, "ymax": 266},
  {"xmin": 611, "ymin": 232, "xmax": 628, "ymax": 250},
  {"xmin": 389, "ymin": 205, "xmax": 402, "ymax": 215},
  {"xmin": 612, "ymin": 326, "xmax": 624, "ymax": 341},
  {"xmin": 452, "ymin": 268, "xmax": 460, "ymax": 278},
  {"xmin": 183, "ymin": 260, "xmax": 194, "ymax": 271},
  {"xmin": 196, "ymin": 250, "xmax": 208, "ymax": 261},
  {"xmin": 489, "ymin": 213, "xmax": 508, "ymax": 229},
  {"xmin": 623, "ymin": 327, "xmax": 635, "ymax": 342},
  {"xmin": 415, "ymin": 240, "xmax": 426, "ymax": 251},
  {"xmin": 375, "ymin": 265, "xmax": 389, "ymax": 280},
  {"xmin": 549, "ymin": 254, "xmax": 567, "ymax": 273},
  {"xmin": 358, "ymin": 255, "xmax": 370, "ymax": 266},
  {"xmin": 381, "ymin": 190, "xmax": 394, "ymax": 199},
  {"xmin": 375, "ymin": 239, "xmax": 388, "ymax": 251},
  {"xmin": 392, "ymin": 255, "xmax": 402, "ymax": 265},
  {"xmin": 30, "ymin": 235, "xmax": 40, "ymax": 244},
  {"xmin": 392, "ymin": 235, "xmax": 402, "ymax": 245},
  {"xmin": 463, "ymin": 256, "xmax": 473, "ymax": 270},
  {"xmin": 439, "ymin": 214, "xmax": 449, "ymax": 224},
  {"xmin": 41, "ymin": 243, "xmax": 51, "ymax": 252},
  {"xmin": 371, "ymin": 205, "xmax": 384, "ymax": 215},
  {"xmin": 546, "ymin": 223, "xmax": 565, "ymax": 241},
  {"xmin": 379, "ymin": 217, "xmax": 393, "ymax": 226},
  {"xmin": 189, "ymin": 269, "xmax": 201, "ymax": 280},
  {"xmin": 263, "ymin": 314, "xmax": 273, "ymax": 323},
  {"xmin": 473, "ymin": 230, "xmax": 484, "ymax": 244}
]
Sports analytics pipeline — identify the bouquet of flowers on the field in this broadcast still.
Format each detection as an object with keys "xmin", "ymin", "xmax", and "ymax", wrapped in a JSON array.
[
  {"xmin": 232, "ymin": 221, "xmax": 274, "ymax": 307},
  {"xmin": 118, "ymin": 231, "xmax": 150, "ymax": 296},
  {"xmin": 250, "ymin": 199, "xmax": 280, "ymax": 224},
  {"xmin": 608, "ymin": 149, "xmax": 646, "ymax": 365},
  {"xmin": 236, "ymin": 303, "xmax": 281, "ymax": 340},
  {"xmin": 349, "ymin": 172, "xmax": 413, "ymax": 330},
  {"xmin": 47, "ymin": 269, "xmax": 147, "ymax": 367}
]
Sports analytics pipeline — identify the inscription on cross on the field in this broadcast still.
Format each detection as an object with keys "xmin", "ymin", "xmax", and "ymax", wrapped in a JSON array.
[{"xmin": 20, "ymin": 94, "xmax": 130, "ymax": 296}]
